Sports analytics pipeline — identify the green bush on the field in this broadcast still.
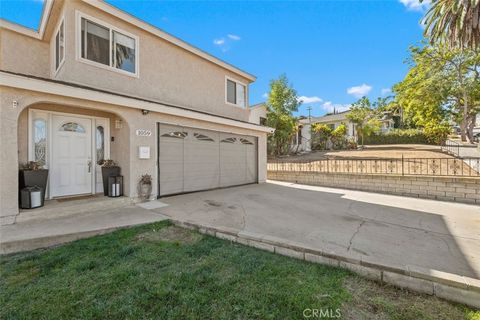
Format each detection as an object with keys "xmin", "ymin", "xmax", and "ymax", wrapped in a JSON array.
[
  {"xmin": 331, "ymin": 124, "xmax": 348, "ymax": 149},
  {"xmin": 364, "ymin": 126, "xmax": 450, "ymax": 145},
  {"xmin": 311, "ymin": 124, "xmax": 332, "ymax": 150},
  {"xmin": 423, "ymin": 123, "xmax": 451, "ymax": 145},
  {"xmin": 364, "ymin": 129, "xmax": 430, "ymax": 145}
]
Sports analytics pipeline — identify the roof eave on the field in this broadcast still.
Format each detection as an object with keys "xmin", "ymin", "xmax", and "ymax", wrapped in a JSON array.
[
  {"xmin": 0, "ymin": 0, "xmax": 53, "ymax": 40},
  {"xmin": 0, "ymin": 0, "xmax": 256, "ymax": 82}
]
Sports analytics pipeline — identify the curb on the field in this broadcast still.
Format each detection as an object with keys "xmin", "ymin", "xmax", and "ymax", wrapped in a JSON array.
[{"xmin": 172, "ymin": 219, "xmax": 480, "ymax": 309}]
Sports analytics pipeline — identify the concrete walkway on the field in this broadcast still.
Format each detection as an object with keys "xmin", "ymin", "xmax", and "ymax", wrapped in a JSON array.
[
  {"xmin": 0, "ymin": 206, "xmax": 168, "ymax": 254},
  {"xmin": 155, "ymin": 181, "xmax": 480, "ymax": 280}
]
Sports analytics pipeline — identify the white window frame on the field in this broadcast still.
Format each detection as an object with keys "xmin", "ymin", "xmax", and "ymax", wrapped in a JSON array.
[
  {"xmin": 225, "ymin": 76, "xmax": 247, "ymax": 108},
  {"xmin": 51, "ymin": 16, "xmax": 66, "ymax": 76},
  {"xmin": 75, "ymin": 10, "xmax": 140, "ymax": 78}
]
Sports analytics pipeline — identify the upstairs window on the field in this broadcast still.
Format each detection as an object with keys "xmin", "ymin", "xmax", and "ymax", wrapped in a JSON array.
[
  {"xmin": 54, "ymin": 19, "xmax": 65, "ymax": 71},
  {"xmin": 79, "ymin": 13, "xmax": 138, "ymax": 76},
  {"xmin": 113, "ymin": 31, "xmax": 136, "ymax": 73},
  {"xmin": 81, "ymin": 19, "xmax": 109, "ymax": 66},
  {"xmin": 226, "ymin": 78, "xmax": 246, "ymax": 107}
]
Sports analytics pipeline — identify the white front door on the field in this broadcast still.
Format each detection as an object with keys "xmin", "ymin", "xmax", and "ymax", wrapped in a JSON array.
[{"xmin": 51, "ymin": 115, "xmax": 93, "ymax": 197}]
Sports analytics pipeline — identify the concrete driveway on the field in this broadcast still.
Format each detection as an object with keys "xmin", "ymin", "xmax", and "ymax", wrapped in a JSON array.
[{"xmin": 155, "ymin": 180, "xmax": 480, "ymax": 280}]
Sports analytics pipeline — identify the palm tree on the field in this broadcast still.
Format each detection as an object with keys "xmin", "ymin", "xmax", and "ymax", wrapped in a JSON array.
[{"xmin": 421, "ymin": 0, "xmax": 480, "ymax": 49}]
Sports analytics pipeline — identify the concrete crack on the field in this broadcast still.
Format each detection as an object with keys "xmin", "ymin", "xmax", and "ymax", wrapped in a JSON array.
[
  {"xmin": 347, "ymin": 220, "xmax": 365, "ymax": 251},
  {"xmin": 238, "ymin": 204, "xmax": 247, "ymax": 231}
]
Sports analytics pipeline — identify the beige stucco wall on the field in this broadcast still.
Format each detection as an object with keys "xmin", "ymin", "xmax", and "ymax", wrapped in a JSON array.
[
  {"xmin": 0, "ymin": 29, "xmax": 50, "ymax": 77},
  {"xmin": 1, "ymin": 87, "xmax": 268, "ymax": 224}
]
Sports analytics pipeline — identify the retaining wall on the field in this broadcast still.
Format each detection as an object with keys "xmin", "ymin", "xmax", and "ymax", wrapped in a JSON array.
[{"xmin": 267, "ymin": 171, "xmax": 480, "ymax": 205}]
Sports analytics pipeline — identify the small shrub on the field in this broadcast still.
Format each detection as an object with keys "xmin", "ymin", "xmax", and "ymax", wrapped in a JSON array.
[
  {"xmin": 423, "ymin": 123, "xmax": 451, "ymax": 145},
  {"xmin": 331, "ymin": 124, "xmax": 348, "ymax": 149},
  {"xmin": 346, "ymin": 138, "xmax": 357, "ymax": 149},
  {"xmin": 311, "ymin": 124, "xmax": 333, "ymax": 150}
]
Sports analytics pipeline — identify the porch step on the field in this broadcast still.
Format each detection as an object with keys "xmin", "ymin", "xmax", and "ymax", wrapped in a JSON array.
[{"xmin": 15, "ymin": 196, "xmax": 134, "ymax": 224}]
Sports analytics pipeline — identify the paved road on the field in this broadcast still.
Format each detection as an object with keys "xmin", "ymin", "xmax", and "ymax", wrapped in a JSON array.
[{"xmin": 156, "ymin": 181, "xmax": 480, "ymax": 279}]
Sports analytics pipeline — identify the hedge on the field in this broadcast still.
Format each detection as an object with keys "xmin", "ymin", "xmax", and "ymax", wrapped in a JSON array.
[{"xmin": 364, "ymin": 129, "xmax": 432, "ymax": 145}]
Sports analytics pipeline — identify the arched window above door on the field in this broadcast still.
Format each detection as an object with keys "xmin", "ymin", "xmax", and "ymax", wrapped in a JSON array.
[{"xmin": 60, "ymin": 122, "xmax": 85, "ymax": 133}]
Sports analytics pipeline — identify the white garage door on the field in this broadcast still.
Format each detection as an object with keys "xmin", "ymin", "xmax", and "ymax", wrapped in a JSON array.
[{"xmin": 158, "ymin": 124, "xmax": 257, "ymax": 196}]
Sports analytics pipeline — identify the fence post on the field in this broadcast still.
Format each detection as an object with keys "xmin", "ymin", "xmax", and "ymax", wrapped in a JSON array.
[{"xmin": 401, "ymin": 154, "xmax": 404, "ymax": 176}]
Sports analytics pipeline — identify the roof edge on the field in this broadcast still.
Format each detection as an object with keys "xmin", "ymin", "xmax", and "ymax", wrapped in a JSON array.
[
  {"xmin": 85, "ymin": 0, "xmax": 256, "ymax": 82},
  {"xmin": 0, "ymin": 0, "xmax": 256, "ymax": 82},
  {"xmin": 0, "ymin": 70, "xmax": 272, "ymax": 133},
  {"xmin": 0, "ymin": 0, "xmax": 53, "ymax": 39}
]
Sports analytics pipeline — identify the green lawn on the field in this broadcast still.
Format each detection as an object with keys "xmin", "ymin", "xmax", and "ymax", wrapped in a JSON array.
[{"xmin": 1, "ymin": 221, "xmax": 478, "ymax": 319}]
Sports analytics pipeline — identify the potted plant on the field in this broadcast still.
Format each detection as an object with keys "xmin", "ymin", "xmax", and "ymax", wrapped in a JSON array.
[
  {"xmin": 138, "ymin": 174, "xmax": 152, "ymax": 201},
  {"xmin": 19, "ymin": 161, "xmax": 49, "ymax": 205},
  {"xmin": 101, "ymin": 160, "xmax": 121, "ymax": 196}
]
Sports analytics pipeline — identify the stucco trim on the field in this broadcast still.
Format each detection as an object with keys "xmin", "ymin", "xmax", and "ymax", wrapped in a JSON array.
[
  {"xmin": 0, "ymin": 19, "xmax": 42, "ymax": 39},
  {"xmin": 1, "ymin": 71, "xmax": 274, "ymax": 133}
]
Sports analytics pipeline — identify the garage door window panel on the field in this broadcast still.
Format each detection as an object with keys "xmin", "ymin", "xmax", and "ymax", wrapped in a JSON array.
[
  {"xmin": 221, "ymin": 137, "xmax": 237, "ymax": 143},
  {"xmin": 194, "ymin": 133, "xmax": 214, "ymax": 142},
  {"xmin": 240, "ymin": 138, "xmax": 254, "ymax": 145},
  {"xmin": 161, "ymin": 131, "xmax": 187, "ymax": 139}
]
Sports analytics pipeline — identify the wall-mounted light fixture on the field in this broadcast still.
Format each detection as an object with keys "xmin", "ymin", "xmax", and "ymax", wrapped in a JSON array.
[
  {"xmin": 115, "ymin": 119, "xmax": 123, "ymax": 129},
  {"xmin": 12, "ymin": 100, "xmax": 18, "ymax": 108},
  {"xmin": 141, "ymin": 109, "xmax": 149, "ymax": 115}
]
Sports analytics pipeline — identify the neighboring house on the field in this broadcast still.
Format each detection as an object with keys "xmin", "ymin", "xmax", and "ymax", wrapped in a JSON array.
[
  {"xmin": 379, "ymin": 111, "xmax": 395, "ymax": 133},
  {"xmin": 248, "ymin": 103, "xmax": 267, "ymax": 126},
  {"xmin": 293, "ymin": 111, "xmax": 354, "ymax": 152},
  {"xmin": 290, "ymin": 122, "xmax": 312, "ymax": 153},
  {"xmin": 294, "ymin": 110, "xmax": 393, "ymax": 152},
  {"xmin": 0, "ymin": 0, "xmax": 273, "ymax": 225}
]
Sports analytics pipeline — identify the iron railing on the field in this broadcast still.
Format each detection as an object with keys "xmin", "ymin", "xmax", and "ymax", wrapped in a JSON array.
[
  {"xmin": 441, "ymin": 140, "xmax": 461, "ymax": 157},
  {"xmin": 267, "ymin": 156, "xmax": 480, "ymax": 177}
]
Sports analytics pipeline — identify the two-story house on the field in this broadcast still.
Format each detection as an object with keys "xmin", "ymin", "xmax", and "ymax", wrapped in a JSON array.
[{"xmin": 0, "ymin": 0, "xmax": 273, "ymax": 225}]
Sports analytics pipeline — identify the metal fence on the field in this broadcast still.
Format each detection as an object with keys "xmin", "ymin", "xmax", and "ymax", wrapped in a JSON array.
[
  {"xmin": 441, "ymin": 140, "xmax": 461, "ymax": 157},
  {"xmin": 267, "ymin": 156, "xmax": 480, "ymax": 177}
]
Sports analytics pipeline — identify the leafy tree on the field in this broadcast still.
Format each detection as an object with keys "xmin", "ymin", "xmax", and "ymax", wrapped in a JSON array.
[
  {"xmin": 311, "ymin": 124, "xmax": 332, "ymax": 150},
  {"xmin": 421, "ymin": 0, "xmax": 480, "ymax": 49},
  {"xmin": 331, "ymin": 123, "xmax": 348, "ymax": 149},
  {"xmin": 346, "ymin": 97, "xmax": 381, "ymax": 147},
  {"xmin": 393, "ymin": 44, "xmax": 480, "ymax": 142},
  {"xmin": 266, "ymin": 74, "xmax": 300, "ymax": 156}
]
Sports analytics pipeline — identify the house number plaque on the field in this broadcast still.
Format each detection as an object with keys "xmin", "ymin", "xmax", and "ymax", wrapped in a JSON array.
[{"xmin": 136, "ymin": 129, "xmax": 152, "ymax": 137}]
